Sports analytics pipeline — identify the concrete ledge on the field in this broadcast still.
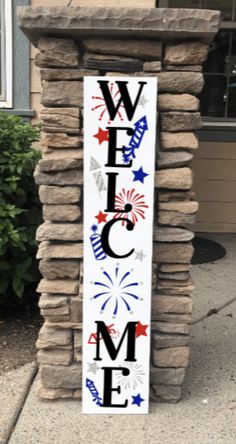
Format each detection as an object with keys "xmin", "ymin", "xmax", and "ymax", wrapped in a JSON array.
[
  {"xmin": 0, "ymin": 363, "xmax": 37, "ymax": 444},
  {"xmin": 17, "ymin": 7, "xmax": 221, "ymax": 45}
]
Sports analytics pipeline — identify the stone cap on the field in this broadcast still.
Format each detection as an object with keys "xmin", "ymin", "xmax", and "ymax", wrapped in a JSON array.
[{"xmin": 17, "ymin": 6, "xmax": 221, "ymax": 46}]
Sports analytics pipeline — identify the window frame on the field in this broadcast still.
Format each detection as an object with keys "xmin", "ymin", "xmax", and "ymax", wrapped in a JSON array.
[{"xmin": 0, "ymin": 0, "xmax": 13, "ymax": 108}]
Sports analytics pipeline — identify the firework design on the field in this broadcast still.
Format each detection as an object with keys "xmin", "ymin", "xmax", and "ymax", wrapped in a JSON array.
[
  {"xmin": 123, "ymin": 116, "xmax": 148, "ymax": 163},
  {"xmin": 91, "ymin": 82, "xmax": 125, "ymax": 124},
  {"xmin": 113, "ymin": 188, "xmax": 149, "ymax": 225},
  {"xmin": 116, "ymin": 363, "xmax": 145, "ymax": 390},
  {"xmin": 86, "ymin": 378, "xmax": 102, "ymax": 406},
  {"xmin": 90, "ymin": 225, "xmax": 107, "ymax": 261},
  {"xmin": 83, "ymin": 76, "xmax": 157, "ymax": 414},
  {"xmin": 92, "ymin": 266, "xmax": 139, "ymax": 316}
]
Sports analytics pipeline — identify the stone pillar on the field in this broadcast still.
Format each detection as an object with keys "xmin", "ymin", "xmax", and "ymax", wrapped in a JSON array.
[{"xmin": 18, "ymin": 6, "xmax": 221, "ymax": 402}]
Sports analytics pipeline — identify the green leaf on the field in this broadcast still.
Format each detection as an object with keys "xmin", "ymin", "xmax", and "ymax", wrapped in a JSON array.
[
  {"xmin": 12, "ymin": 275, "xmax": 24, "ymax": 298},
  {"xmin": 16, "ymin": 257, "xmax": 32, "ymax": 274},
  {"xmin": 0, "ymin": 260, "xmax": 11, "ymax": 271}
]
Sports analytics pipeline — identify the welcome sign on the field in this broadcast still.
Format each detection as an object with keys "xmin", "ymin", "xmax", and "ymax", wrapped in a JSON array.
[{"xmin": 83, "ymin": 76, "xmax": 157, "ymax": 414}]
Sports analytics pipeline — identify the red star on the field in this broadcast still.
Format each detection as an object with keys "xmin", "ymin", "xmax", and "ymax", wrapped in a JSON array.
[
  {"xmin": 136, "ymin": 321, "xmax": 148, "ymax": 338},
  {"xmin": 95, "ymin": 211, "xmax": 108, "ymax": 224},
  {"xmin": 93, "ymin": 127, "xmax": 109, "ymax": 145}
]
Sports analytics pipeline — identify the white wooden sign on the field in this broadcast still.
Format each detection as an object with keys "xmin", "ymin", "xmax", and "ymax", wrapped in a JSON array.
[{"xmin": 83, "ymin": 76, "xmax": 157, "ymax": 414}]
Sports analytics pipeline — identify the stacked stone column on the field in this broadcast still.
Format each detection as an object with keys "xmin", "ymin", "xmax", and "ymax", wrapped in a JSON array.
[{"xmin": 32, "ymin": 35, "xmax": 209, "ymax": 401}]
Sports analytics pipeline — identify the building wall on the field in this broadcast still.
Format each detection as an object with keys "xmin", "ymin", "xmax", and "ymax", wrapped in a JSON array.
[
  {"xmin": 30, "ymin": 0, "xmax": 236, "ymax": 233},
  {"xmin": 193, "ymin": 141, "xmax": 236, "ymax": 233}
]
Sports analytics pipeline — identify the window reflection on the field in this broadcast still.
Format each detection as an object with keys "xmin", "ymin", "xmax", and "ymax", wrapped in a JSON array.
[
  {"xmin": 166, "ymin": 0, "xmax": 234, "ymax": 20},
  {"xmin": 200, "ymin": 75, "xmax": 226, "ymax": 117}
]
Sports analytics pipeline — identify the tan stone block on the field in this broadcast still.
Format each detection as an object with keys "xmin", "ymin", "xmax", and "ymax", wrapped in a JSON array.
[
  {"xmin": 42, "ymin": 314, "xmax": 70, "ymax": 323},
  {"xmin": 157, "ymin": 284, "xmax": 195, "ymax": 296},
  {"xmin": 36, "ymin": 381, "xmax": 73, "ymax": 399},
  {"xmin": 158, "ymin": 201, "xmax": 199, "ymax": 226},
  {"xmin": 41, "ymin": 81, "xmax": 83, "ymax": 107},
  {"xmin": 37, "ymin": 325, "xmax": 72, "ymax": 348},
  {"xmin": 37, "ymin": 349, "xmax": 73, "ymax": 366},
  {"xmin": 158, "ymin": 211, "xmax": 196, "ymax": 226},
  {"xmin": 37, "ymin": 278, "xmax": 79, "ymax": 295},
  {"xmin": 34, "ymin": 167, "xmax": 83, "ymax": 186},
  {"xmin": 41, "ymin": 132, "xmax": 82, "ymax": 148},
  {"xmin": 151, "ymin": 384, "xmax": 182, "ymax": 402},
  {"xmin": 152, "ymin": 313, "xmax": 192, "ymax": 323},
  {"xmin": 39, "ymin": 295, "xmax": 68, "ymax": 309},
  {"xmin": 158, "ymin": 94, "xmax": 199, "ymax": 111},
  {"xmin": 40, "ymin": 107, "xmax": 80, "ymax": 129},
  {"xmin": 37, "ymin": 242, "xmax": 83, "ymax": 259},
  {"xmin": 165, "ymin": 64, "xmax": 202, "ymax": 72},
  {"xmin": 152, "ymin": 321, "xmax": 191, "ymax": 335},
  {"xmin": 36, "ymin": 38, "xmax": 79, "ymax": 68},
  {"xmin": 143, "ymin": 61, "xmax": 161, "ymax": 71},
  {"xmin": 40, "ymin": 305, "xmax": 69, "ymax": 316},
  {"xmin": 161, "ymin": 132, "xmax": 198, "ymax": 150},
  {"xmin": 36, "ymin": 222, "xmax": 83, "ymax": 242},
  {"xmin": 152, "ymin": 295, "xmax": 192, "ymax": 314},
  {"xmin": 164, "ymin": 41, "xmax": 208, "ymax": 65},
  {"xmin": 153, "ymin": 241, "xmax": 193, "ymax": 264},
  {"xmin": 39, "ymin": 259, "xmax": 80, "ymax": 280},
  {"xmin": 158, "ymin": 271, "xmax": 190, "ymax": 281},
  {"xmin": 70, "ymin": 297, "xmax": 82, "ymax": 323},
  {"xmin": 157, "ymin": 72, "xmax": 203, "ymax": 94},
  {"xmin": 39, "ymin": 185, "xmax": 81, "ymax": 204},
  {"xmin": 152, "ymin": 332, "xmax": 190, "ymax": 349},
  {"xmin": 83, "ymin": 38, "xmax": 162, "ymax": 59},
  {"xmin": 158, "ymin": 263, "xmax": 191, "ymax": 273},
  {"xmin": 43, "ymin": 204, "xmax": 81, "ymax": 222},
  {"xmin": 157, "ymin": 151, "xmax": 193, "ymax": 169},
  {"xmin": 153, "ymin": 346, "xmax": 190, "ymax": 368},
  {"xmin": 153, "ymin": 227, "xmax": 194, "ymax": 242},
  {"xmin": 38, "ymin": 158, "xmax": 83, "ymax": 172},
  {"xmin": 155, "ymin": 168, "xmax": 192, "ymax": 190},
  {"xmin": 74, "ymin": 330, "xmax": 82, "ymax": 352},
  {"xmin": 158, "ymin": 191, "xmax": 196, "ymax": 202},
  {"xmin": 159, "ymin": 201, "xmax": 199, "ymax": 214},
  {"xmin": 150, "ymin": 366, "xmax": 185, "ymax": 385},
  {"xmin": 73, "ymin": 389, "xmax": 82, "ymax": 399},
  {"xmin": 161, "ymin": 112, "xmax": 202, "ymax": 132},
  {"xmin": 42, "ymin": 149, "xmax": 83, "ymax": 160},
  {"xmin": 40, "ymin": 68, "xmax": 99, "ymax": 81},
  {"xmin": 41, "ymin": 364, "xmax": 82, "ymax": 389}
]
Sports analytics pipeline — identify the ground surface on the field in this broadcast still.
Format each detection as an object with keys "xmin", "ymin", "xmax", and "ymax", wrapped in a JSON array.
[{"xmin": 0, "ymin": 308, "xmax": 42, "ymax": 375}]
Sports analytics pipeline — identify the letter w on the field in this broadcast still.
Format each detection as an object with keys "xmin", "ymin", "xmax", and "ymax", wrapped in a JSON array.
[
  {"xmin": 94, "ymin": 321, "xmax": 137, "ymax": 361},
  {"xmin": 97, "ymin": 80, "xmax": 146, "ymax": 121}
]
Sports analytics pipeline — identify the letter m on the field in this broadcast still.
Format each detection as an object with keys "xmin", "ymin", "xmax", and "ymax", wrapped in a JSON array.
[
  {"xmin": 94, "ymin": 321, "xmax": 137, "ymax": 361},
  {"xmin": 97, "ymin": 80, "xmax": 146, "ymax": 121}
]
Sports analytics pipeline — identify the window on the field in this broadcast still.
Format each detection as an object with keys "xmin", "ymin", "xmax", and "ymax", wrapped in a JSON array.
[
  {"xmin": 157, "ymin": 1, "xmax": 236, "ymax": 134},
  {"xmin": 0, "ymin": 0, "xmax": 12, "ymax": 108},
  {"xmin": 158, "ymin": 1, "xmax": 235, "ymax": 21},
  {"xmin": 200, "ymin": 30, "xmax": 236, "ymax": 121}
]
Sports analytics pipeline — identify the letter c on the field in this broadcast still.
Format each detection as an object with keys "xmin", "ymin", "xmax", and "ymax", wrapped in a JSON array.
[{"xmin": 101, "ymin": 218, "xmax": 134, "ymax": 259}]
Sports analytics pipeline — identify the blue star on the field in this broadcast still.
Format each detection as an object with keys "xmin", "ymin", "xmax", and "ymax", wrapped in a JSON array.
[
  {"xmin": 132, "ymin": 167, "xmax": 149, "ymax": 184},
  {"xmin": 131, "ymin": 393, "xmax": 145, "ymax": 407}
]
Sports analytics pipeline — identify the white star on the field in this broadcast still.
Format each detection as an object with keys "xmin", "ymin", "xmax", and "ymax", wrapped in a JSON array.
[
  {"xmin": 139, "ymin": 95, "xmax": 149, "ymax": 108},
  {"xmin": 135, "ymin": 250, "xmax": 146, "ymax": 262},
  {"xmin": 87, "ymin": 362, "xmax": 100, "ymax": 375}
]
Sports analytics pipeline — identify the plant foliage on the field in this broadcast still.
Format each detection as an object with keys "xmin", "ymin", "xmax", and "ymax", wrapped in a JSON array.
[{"xmin": 0, "ymin": 112, "xmax": 41, "ymax": 306}]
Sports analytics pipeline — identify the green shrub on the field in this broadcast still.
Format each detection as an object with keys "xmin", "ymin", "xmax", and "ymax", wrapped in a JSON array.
[{"xmin": 0, "ymin": 111, "xmax": 41, "ymax": 307}]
